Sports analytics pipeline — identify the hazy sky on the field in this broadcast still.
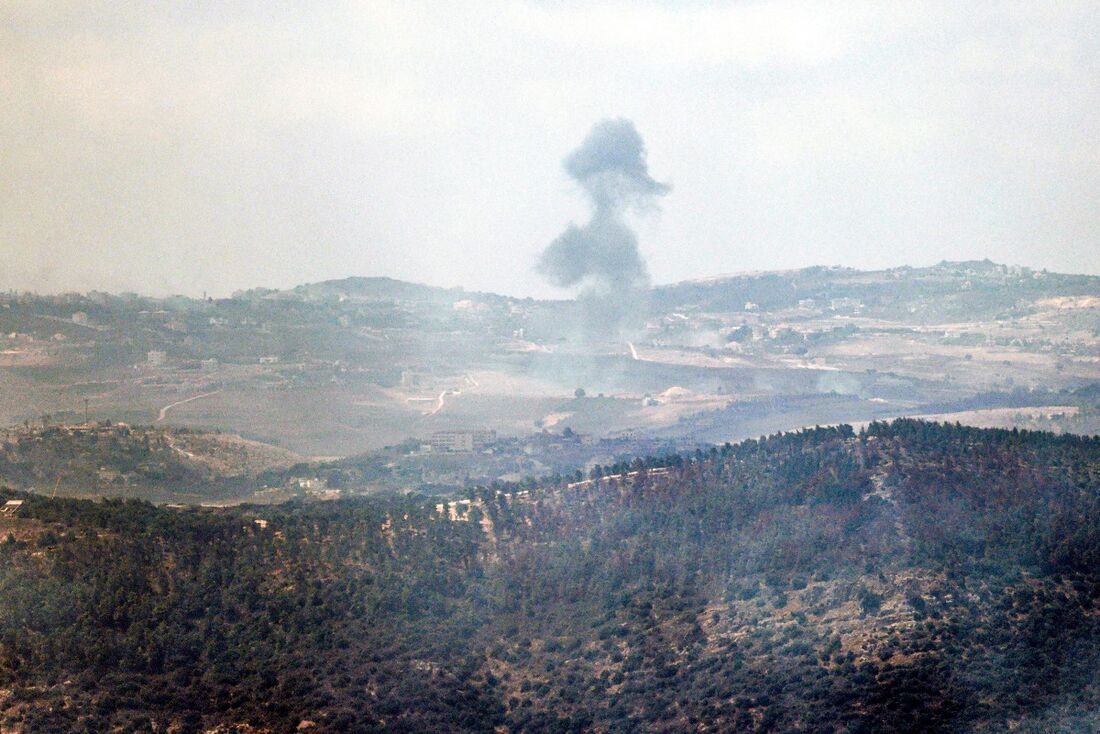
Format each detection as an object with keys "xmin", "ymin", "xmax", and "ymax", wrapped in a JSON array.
[{"xmin": 3, "ymin": 1, "xmax": 1098, "ymax": 297}]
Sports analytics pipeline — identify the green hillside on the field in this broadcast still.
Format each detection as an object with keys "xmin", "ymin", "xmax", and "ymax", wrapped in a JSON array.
[
  {"xmin": 2, "ymin": 421, "xmax": 1100, "ymax": 732},
  {"xmin": 0, "ymin": 423, "xmax": 301, "ymax": 503}
]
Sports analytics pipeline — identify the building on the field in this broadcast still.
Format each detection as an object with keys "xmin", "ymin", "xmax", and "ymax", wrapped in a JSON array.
[
  {"xmin": 429, "ymin": 429, "xmax": 496, "ymax": 453},
  {"xmin": 829, "ymin": 297, "xmax": 863, "ymax": 311},
  {"xmin": 71, "ymin": 311, "xmax": 89, "ymax": 326},
  {"xmin": 200, "ymin": 358, "xmax": 219, "ymax": 372},
  {"xmin": 0, "ymin": 499, "xmax": 23, "ymax": 517},
  {"xmin": 146, "ymin": 350, "xmax": 167, "ymax": 367}
]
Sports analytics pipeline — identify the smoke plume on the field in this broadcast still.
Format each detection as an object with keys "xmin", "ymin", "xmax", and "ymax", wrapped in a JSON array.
[{"xmin": 537, "ymin": 119, "xmax": 669, "ymax": 338}]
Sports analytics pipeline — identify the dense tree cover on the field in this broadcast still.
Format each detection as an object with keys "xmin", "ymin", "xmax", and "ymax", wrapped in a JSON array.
[
  {"xmin": 2, "ymin": 421, "xmax": 1100, "ymax": 732},
  {"xmin": 0, "ymin": 424, "xmax": 264, "ymax": 502}
]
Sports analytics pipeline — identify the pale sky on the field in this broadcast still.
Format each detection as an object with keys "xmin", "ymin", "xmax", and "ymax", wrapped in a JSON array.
[{"xmin": 2, "ymin": 1, "xmax": 1098, "ymax": 297}]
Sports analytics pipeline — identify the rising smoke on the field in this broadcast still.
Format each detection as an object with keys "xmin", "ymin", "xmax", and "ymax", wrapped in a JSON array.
[{"xmin": 537, "ymin": 119, "xmax": 670, "ymax": 338}]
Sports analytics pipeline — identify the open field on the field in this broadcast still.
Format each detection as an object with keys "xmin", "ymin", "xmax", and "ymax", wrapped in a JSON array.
[{"xmin": 0, "ymin": 262, "xmax": 1096, "ymax": 465}]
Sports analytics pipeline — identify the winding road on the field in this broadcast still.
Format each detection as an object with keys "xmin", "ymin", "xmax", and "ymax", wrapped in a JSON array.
[
  {"xmin": 424, "ymin": 375, "xmax": 478, "ymax": 417},
  {"xmin": 155, "ymin": 389, "xmax": 223, "ymax": 422}
]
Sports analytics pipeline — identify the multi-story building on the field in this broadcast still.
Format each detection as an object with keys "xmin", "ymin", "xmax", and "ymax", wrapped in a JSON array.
[{"xmin": 429, "ymin": 429, "xmax": 496, "ymax": 453}]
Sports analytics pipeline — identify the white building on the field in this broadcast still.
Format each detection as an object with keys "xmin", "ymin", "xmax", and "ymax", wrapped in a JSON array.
[{"xmin": 429, "ymin": 429, "xmax": 496, "ymax": 453}]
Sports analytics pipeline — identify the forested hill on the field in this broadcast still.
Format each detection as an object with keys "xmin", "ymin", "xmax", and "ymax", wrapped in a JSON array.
[
  {"xmin": 3, "ymin": 421, "xmax": 1100, "ymax": 733},
  {"xmin": 0, "ymin": 422, "xmax": 302, "ymax": 503}
]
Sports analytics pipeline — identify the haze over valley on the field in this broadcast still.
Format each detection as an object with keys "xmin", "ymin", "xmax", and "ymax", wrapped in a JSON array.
[
  {"xmin": 3, "ymin": 4, "xmax": 1100, "ymax": 732},
  {"xmin": 0, "ymin": 259, "xmax": 1096, "ymax": 504}
]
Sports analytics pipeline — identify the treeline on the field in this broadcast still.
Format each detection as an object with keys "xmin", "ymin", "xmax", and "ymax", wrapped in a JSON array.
[{"xmin": 0, "ymin": 424, "xmax": 259, "ymax": 502}]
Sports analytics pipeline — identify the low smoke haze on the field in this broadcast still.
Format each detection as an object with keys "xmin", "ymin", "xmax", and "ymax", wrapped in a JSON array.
[
  {"xmin": 6, "ymin": 5, "xmax": 1100, "ymax": 732},
  {"xmin": 2, "ymin": 1, "xmax": 1098, "ymax": 297}
]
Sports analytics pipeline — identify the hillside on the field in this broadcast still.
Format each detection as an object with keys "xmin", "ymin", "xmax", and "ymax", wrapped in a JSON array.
[
  {"xmin": 0, "ymin": 422, "xmax": 303, "ymax": 503},
  {"xmin": 1, "ymin": 261, "xmax": 1097, "ymax": 458},
  {"xmin": 654, "ymin": 260, "xmax": 1100, "ymax": 322},
  {"xmin": 3, "ymin": 421, "xmax": 1100, "ymax": 732}
]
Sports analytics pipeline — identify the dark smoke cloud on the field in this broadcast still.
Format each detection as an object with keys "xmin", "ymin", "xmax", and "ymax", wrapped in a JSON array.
[
  {"xmin": 537, "ymin": 119, "xmax": 669, "ymax": 338},
  {"xmin": 563, "ymin": 120, "xmax": 670, "ymax": 212}
]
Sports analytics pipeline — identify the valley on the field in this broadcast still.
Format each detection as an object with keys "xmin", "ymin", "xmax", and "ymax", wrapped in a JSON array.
[{"xmin": 2, "ymin": 261, "xmax": 1097, "ymax": 503}]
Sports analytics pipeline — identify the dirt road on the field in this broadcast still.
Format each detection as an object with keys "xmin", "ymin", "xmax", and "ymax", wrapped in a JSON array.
[{"xmin": 155, "ymin": 389, "xmax": 223, "ymax": 422}]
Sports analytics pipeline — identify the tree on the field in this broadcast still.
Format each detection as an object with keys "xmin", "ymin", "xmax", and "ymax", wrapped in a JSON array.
[{"xmin": 574, "ymin": 388, "xmax": 586, "ymax": 399}]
